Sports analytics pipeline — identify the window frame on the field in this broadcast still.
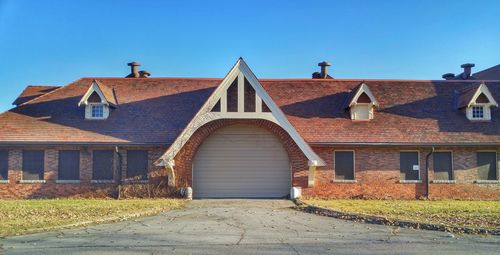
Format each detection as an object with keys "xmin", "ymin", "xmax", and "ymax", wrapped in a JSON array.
[
  {"xmin": 57, "ymin": 150, "xmax": 81, "ymax": 181},
  {"xmin": 476, "ymin": 150, "xmax": 498, "ymax": 181},
  {"xmin": 432, "ymin": 150, "xmax": 454, "ymax": 182},
  {"xmin": 333, "ymin": 150, "xmax": 356, "ymax": 181},
  {"xmin": 467, "ymin": 103, "xmax": 491, "ymax": 121},
  {"xmin": 0, "ymin": 150, "xmax": 8, "ymax": 182},
  {"xmin": 399, "ymin": 150, "xmax": 421, "ymax": 181},
  {"xmin": 90, "ymin": 103, "xmax": 104, "ymax": 118},
  {"xmin": 126, "ymin": 150, "xmax": 149, "ymax": 180},
  {"xmin": 21, "ymin": 150, "xmax": 45, "ymax": 182},
  {"xmin": 92, "ymin": 150, "xmax": 114, "ymax": 182}
]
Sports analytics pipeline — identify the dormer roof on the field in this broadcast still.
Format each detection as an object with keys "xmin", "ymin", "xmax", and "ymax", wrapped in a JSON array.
[
  {"xmin": 457, "ymin": 82, "xmax": 498, "ymax": 109},
  {"xmin": 345, "ymin": 82, "xmax": 379, "ymax": 108},
  {"xmin": 78, "ymin": 80, "xmax": 117, "ymax": 107}
]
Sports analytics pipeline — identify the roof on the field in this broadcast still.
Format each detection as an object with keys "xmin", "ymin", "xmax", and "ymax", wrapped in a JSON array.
[
  {"xmin": 12, "ymin": 85, "xmax": 60, "ymax": 106},
  {"xmin": 472, "ymin": 64, "xmax": 500, "ymax": 80},
  {"xmin": 1, "ymin": 78, "xmax": 500, "ymax": 145}
]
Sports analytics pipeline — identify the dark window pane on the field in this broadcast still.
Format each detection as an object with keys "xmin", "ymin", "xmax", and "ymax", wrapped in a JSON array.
[
  {"xmin": 357, "ymin": 92, "xmax": 372, "ymax": 103},
  {"xmin": 433, "ymin": 152, "xmax": 452, "ymax": 180},
  {"xmin": 476, "ymin": 93, "xmax": 490, "ymax": 103},
  {"xmin": 58, "ymin": 150, "xmax": 80, "ymax": 180},
  {"xmin": 0, "ymin": 150, "xmax": 7, "ymax": 180},
  {"xmin": 477, "ymin": 152, "xmax": 497, "ymax": 180},
  {"xmin": 400, "ymin": 152, "xmax": 419, "ymax": 180},
  {"xmin": 244, "ymin": 78, "xmax": 256, "ymax": 112},
  {"xmin": 93, "ymin": 150, "xmax": 114, "ymax": 180},
  {"xmin": 88, "ymin": 91, "xmax": 102, "ymax": 103},
  {"xmin": 262, "ymin": 101, "xmax": 271, "ymax": 112},
  {"xmin": 23, "ymin": 150, "xmax": 44, "ymax": 180},
  {"xmin": 335, "ymin": 151, "xmax": 354, "ymax": 180},
  {"xmin": 211, "ymin": 99, "xmax": 221, "ymax": 112},
  {"xmin": 127, "ymin": 150, "xmax": 148, "ymax": 180},
  {"xmin": 227, "ymin": 79, "xmax": 238, "ymax": 112}
]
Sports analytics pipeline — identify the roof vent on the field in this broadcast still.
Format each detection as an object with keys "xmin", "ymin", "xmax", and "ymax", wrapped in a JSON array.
[
  {"xmin": 126, "ymin": 62, "xmax": 140, "ymax": 78},
  {"xmin": 312, "ymin": 61, "xmax": 332, "ymax": 79},
  {"xmin": 442, "ymin": 73, "xmax": 455, "ymax": 80},
  {"xmin": 460, "ymin": 63, "xmax": 475, "ymax": 79},
  {"xmin": 139, "ymin": 70, "xmax": 151, "ymax": 78},
  {"xmin": 125, "ymin": 61, "xmax": 151, "ymax": 78}
]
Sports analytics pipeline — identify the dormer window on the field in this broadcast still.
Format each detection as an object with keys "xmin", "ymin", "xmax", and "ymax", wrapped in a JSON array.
[
  {"xmin": 78, "ymin": 80, "xmax": 117, "ymax": 120},
  {"xmin": 458, "ymin": 83, "xmax": 498, "ymax": 121},
  {"xmin": 91, "ymin": 104, "xmax": 105, "ymax": 118},
  {"xmin": 471, "ymin": 106, "xmax": 484, "ymax": 119},
  {"xmin": 346, "ymin": 83, "xmax": 379, "ymax": 121}
]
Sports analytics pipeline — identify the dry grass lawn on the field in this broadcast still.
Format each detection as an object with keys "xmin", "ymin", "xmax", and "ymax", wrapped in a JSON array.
[
  {"xmin": 0, "ymin": 199, "xmax": 186, "ymax": 237},
  {"xmin": 304, "ymin": 199, "xmax": 500, "ymax": 229}
]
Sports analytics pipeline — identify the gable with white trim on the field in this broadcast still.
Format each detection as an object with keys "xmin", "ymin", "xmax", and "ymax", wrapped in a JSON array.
[{"xmin": 156, "ymin": 58, "xmax": 326, "ymax": 169}]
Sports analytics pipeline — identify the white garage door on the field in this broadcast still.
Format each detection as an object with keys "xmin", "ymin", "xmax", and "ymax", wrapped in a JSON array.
[{"xmin": 193, "ymin": 124, "xmax": 291, "ymax": 198}]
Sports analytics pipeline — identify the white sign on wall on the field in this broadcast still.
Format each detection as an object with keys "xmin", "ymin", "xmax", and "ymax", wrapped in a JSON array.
[{"xmin": 413, "ymin": 165, "xmax": 420, "ymax": 171}]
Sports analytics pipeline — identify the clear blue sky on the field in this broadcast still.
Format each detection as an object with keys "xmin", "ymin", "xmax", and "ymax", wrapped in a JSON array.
[{"xmin": 0, "ymin": 0, "xmax": 499, "ymax": 112}]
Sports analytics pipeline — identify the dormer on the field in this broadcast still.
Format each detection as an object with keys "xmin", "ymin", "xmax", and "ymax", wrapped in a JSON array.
[
  {"xmin": 458, "ymin": 82, "xmax": 498, "ymax": 121},
  {"xmin": 346, "ymin": 83, "xmax": 379, "ymax": 120},
  {"xmin": 78, "ymin": 80, "xmax": 117, "ymax": 120}
]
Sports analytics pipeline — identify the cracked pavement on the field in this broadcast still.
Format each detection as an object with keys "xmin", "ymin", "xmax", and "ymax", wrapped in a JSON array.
[{"xmin": 1, "ymin": 199, "xmax": 499, "ymax": 254}]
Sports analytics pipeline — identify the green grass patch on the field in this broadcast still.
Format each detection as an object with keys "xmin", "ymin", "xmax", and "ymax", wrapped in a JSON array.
[
  {"xmin": 0, "ymin": 199, "xmax": 186, "ymax": 237},
  {"xmin": 304, "ymin": 199, "xmax": 500, "ymax": 229}
]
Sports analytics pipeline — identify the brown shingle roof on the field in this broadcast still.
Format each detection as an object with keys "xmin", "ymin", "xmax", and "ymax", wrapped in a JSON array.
[
  {"xmin": 12, "ymin": 85, "xmax": 61, "ymax": 106},
  {"xmin": 1, "ymin": 78, "xmax": 500, "ymax": 145}
]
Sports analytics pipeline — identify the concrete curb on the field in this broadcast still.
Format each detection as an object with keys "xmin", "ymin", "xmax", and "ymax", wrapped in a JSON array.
[{"xmin": 293, "ymin": 199, "xmax": 499, "ymax": 236}]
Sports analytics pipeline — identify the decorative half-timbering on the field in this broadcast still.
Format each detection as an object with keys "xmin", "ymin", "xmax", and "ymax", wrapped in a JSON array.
[{"xmin": 156, "ymin": 58, "xmax": 326, "ymax": 177}]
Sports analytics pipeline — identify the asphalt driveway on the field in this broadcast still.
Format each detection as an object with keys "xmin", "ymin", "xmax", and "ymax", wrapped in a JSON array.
[{"xmin": 1, "ymin": 199, "xmax": 499, "ymax": 254}]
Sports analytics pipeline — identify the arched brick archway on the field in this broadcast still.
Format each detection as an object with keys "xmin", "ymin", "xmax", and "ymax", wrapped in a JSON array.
[{"xmin": 171, "ymin": 119, "xmax": 309, "ymax": 189}]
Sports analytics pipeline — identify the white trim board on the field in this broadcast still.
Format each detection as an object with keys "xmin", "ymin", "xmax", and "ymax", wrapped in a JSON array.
[
  {"xmin": 78, "ymin": 80, "xmax": 109, "ymax": 106},
  {"xmin": 156, "ymin": 58, "xmax": 326, "ymax": 168}
]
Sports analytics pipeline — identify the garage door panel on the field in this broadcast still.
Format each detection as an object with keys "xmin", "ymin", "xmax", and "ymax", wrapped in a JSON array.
[{"xmin": 193, "ymin": 125, "xmax": 291, "ymax": 198}]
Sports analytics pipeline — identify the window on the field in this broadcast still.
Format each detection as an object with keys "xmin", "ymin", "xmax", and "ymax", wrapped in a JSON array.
[
  {"xmin": 23, "ymin": 150, "xmax": 44, "ymax": 180},
  {"xmin": 477, "ymin": 152, "xmax": 497, "ymax": 181},
  {"xmin": 351, "ymin": 105, "xmax": 372, "ymax": 120},
  {"xmin": 127, "ymin": 150, "xmax": 148, "ymax": 180},
  {"xmin": 433, "ymin": 152, "xmax": 453, "ymax": 181},
  {"xmin": 472, "ymin": 106, "xmax": 484, "ymax": 119},
  {"xmin": 92, "ymin": 150, "xmax": 114, "ymax": 180},
  {"xmin": 91, "ymin": 104, "xmax": 104, "ymax": 118},
  {"xmin": 58, "ymin": 150, "xmax": 80, "ymax": 180},
  {"xmin": 0, "ymin": 150, "xmax": 7, "ymax": 180},
  {"xmin": 334, "ymin": 151, "xmax": 355, "ymax": 180},
  {"xmin": 400, "ymin": 151, "xmax": 420, "ymax": 180}
]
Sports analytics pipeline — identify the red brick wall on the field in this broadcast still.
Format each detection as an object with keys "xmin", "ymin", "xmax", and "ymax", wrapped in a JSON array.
[
  {"xmin": 302, "ymin": 146, "xmax": 500, "ymax": 200},
  {"xmin": 172, "ymin": 119, "xmax": 309, "ymax": 188},
  {"xmin": 1, "ymin": 127, "xmax": 499, "ymax": 200},
  {"xmin": 0, "ymin": 146, "xmax": 168, "ymax": 199}
]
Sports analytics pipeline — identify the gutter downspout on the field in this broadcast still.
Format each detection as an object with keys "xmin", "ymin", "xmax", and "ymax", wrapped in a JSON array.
[
  {"xmin": 115, "ymin": 146, "xmax": 123, "ymax": 199},
  {"xmin": 424, "ymin": 147, "xmax": 435, "ymax": 199}
]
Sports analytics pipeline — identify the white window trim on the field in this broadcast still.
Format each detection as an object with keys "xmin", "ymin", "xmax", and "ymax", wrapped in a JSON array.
[
  {"xmin": 85, "ymin": 103, "xmax": 109, "ymax": 120},
  {"xmin": 350, "ymin": 103, "xmax": 374, "ymax": 120},
  {"xmin": 475, "ymin": 150, "xmax": 499, "ymax": 182},
  {"xmin": 400, "ymin": 150, "xmax": 421, "ymax": 181},
  {"xmin": 432, "ymin": 150, "xmax": 454, "ymax": 182},
  {"xmin": 467, "ymin": 103, "xmax": 491, "ymax": 121},
  {"xmin": 333, "ymin": 150, "xmax": 356, "ymax": 181}
]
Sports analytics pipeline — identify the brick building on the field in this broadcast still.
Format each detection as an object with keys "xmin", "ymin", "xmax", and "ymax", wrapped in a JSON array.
[{"xmin": 0, "ymin": 59, "xmax": 499, "ymax": 199}]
